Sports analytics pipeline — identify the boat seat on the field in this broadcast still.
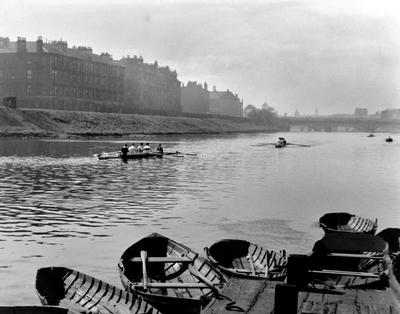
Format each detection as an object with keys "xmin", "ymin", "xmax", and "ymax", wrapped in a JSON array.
[{"xmin": 129, "ymin": 256, "xmax": 194, "ymax": 263}]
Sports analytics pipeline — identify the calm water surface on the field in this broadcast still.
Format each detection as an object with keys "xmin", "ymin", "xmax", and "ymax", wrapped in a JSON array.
[{"xmin": 0, "ymin": 132, "xmax": 399, "ymax": 304}]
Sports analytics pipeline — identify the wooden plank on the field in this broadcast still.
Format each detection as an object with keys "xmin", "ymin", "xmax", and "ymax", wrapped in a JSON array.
[
  {"xmin": 135, "ymin": 282, "xmax": 211, "ymax": 288},
  {"xmin": 129, "ymin": 256, "xmax": 193, "ymax": 263},
  {"xmin": 327, "ymin": 253, "xmax": 384, "ymax": 259},
  {"xmin": 203, "ymin": 278, "xmax": 271, "ymax": 314},
  {"xmin": 309, "ymin": 269, "xmax": 380, "ymax": 278},
  {"xmin": 140, "ymin": 250, "xmax": 148, "ymax": 290}
]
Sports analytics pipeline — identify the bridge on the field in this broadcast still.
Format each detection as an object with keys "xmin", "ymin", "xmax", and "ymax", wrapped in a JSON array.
[{"xmin": 279, "ymin": 116, "xmax": 400, "ymax": 132}]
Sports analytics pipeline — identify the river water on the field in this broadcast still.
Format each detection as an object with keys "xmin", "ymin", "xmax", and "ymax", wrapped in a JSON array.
[{"xmin": 0, "ymin": 132, "xmax": 399, "ymax": 304}]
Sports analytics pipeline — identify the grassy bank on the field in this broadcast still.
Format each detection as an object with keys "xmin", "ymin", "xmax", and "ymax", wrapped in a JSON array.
[{"xmin": 0, "ymin": 107, "xmax": 276, "ymax": 138}]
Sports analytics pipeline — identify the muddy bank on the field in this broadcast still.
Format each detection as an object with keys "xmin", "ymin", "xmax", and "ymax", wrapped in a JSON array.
[{"xmin": 0, "ymin": 107, "xmax": 277, "ymax": 138}]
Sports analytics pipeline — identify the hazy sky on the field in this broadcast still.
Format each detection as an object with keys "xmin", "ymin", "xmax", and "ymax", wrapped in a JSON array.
[{"xmin": 1, "ymin": 0, "xmax": 399, "ymax": 115}]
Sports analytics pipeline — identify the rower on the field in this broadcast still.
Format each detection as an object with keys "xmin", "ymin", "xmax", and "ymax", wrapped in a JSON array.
[
  {"xmin": 143, "ymin": 143, "xmax": 152, "ymax": 152},
  {"xmin": 137, "ymin": 143, "xmax": 144, "ymax": 153},
  {"xmin": 128, "ymin": 143, "xmax": 136, "ymax": 155},
  {"xmin": 156, "ymin": 144, "xmax": 164, "ymax": 154},
  {"xmin": 121, "ymin": 144, "xmax": 129, "ymax": 158}
]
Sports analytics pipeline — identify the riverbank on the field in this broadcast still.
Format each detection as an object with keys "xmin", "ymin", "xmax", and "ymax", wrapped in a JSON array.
[{"xmin": 0, "ymin": 107, "xmax": 278, "ymax": 138}]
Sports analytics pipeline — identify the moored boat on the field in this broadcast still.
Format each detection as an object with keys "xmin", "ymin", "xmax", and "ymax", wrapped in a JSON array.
[
  {"xmin": 205, "ymin": 239, "xmax": 287, "ymax": 280},
  {"xmin": 118, "ymin": 233, "xmax": 227, "ymax": 314},
  {"xmin": 287, "ymin": 233, "xmax": 390, "ymax": 289},
  {"xmin": 35, "ymin": 267, "xmax": 159, "ymax": 314},
  {"xmin": 319, "ymin": 212, "xmax": 378, "ymax": 234},
  {"xmin": 386, "ymin": 136, "xmax": 394, "ymax": 142}
]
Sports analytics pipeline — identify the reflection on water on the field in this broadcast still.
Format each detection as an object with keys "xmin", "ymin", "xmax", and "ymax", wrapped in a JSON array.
[{"xmin": 0, "ymin": 133, "xmax": 399, "ymax": 304}]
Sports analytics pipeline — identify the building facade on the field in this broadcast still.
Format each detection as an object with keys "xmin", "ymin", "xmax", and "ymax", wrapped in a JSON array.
[
  {"xmin": 0, "ymin": 36, "xmax": 124, "ymax": 112},
  {"xmin": 209, "ymin": 86, "xmax": 243, "ymax": 118},
  {"xmin": 181, "ymin": 81, "xmax": 209, "ymax": 114},
  {"xmin": 118, "ymin": 56, "xmax": 181, "ymax": 113}
]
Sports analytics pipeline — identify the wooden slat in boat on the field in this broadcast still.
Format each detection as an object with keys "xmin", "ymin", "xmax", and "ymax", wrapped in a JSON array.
[
  {"xmin": 205, "ymin": 239, "xmax": 287, "ymax": 280},
  {"xmin": 118, "ymin": 233, "xmax": 227, "ymax": 314},
  {"xmin": 35, "ymin": 267, "xmax": 159, "ymax": 314},
  {"xmin": 319, "ymin": 212, "xmax": 377, "ymax": 234}
]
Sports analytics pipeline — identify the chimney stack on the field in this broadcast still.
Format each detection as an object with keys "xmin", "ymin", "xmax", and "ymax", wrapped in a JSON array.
[
  {"xmin": 17, "ymin": 37, "xmax": 27, "ymax": 53},
  {"xmin": 213, "ymin": 85, "xmax": 216, "ymax": 92},
  {"xmin": 36, "ymin": 36, "xmax": 43, "ymax": 53}
]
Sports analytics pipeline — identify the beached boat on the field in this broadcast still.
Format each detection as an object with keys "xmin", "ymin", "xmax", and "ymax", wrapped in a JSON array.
[
  {"xmin": 319, "ymin": 212, "xmax": 378, "ymax": 234},
  {"xmin": 36, "ymin": 267, "xmax": 159, "ymax": 314},
  {"xmin": 118, "ymin": 233, "xmax": 227, "ymax": 314},
  {"xmin": 205, "ymin": 239, "xmax": 287, "ymax": 280},
  {"xmin": 287, "ymin": 233, "xmax": 389, "ymax": 289}
]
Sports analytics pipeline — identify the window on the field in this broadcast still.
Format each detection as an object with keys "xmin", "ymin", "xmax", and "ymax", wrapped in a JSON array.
[
  {"xmin": 27, "ymin": 69, "xmax": 33, "ymax": 80},
  {"xmin": 26, "ymin": 84, "xmax": 32, "ymax": 95}
]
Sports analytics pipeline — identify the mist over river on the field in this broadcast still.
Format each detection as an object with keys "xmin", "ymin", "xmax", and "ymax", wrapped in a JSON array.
[{"xmin": 0, "ymin": 132, "xmax": 399, "ymax": 304}]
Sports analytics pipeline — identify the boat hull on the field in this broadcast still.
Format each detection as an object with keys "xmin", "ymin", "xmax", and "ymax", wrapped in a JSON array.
[
  {"xmin": 118, "ymin": 233, "xmax": 226, "ymax": 314},
  {"xmin": 98, "ymin": 152, "xmax": 163, "ymax": 160},
  {"xmin": 36, "ymin": 267, "xmax": 158, "ymax": 314},
  {"xmin": 206, "ymin": 239, "xmax": 287, "ymax": 280},
  {"xmin": 319, "ymin": 212, "xmax": 377, "ymax": 234}
]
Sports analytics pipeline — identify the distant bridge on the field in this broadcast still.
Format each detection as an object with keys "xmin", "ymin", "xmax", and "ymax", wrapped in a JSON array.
[{"xmin": 279, "ymin": 116, "xmax": 400, "ymax": 132}]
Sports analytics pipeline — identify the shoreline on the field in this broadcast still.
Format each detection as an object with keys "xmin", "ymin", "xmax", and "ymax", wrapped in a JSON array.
[{"xmin": 0, "ymin": 107, "xmax": 279, "ymax": 139}]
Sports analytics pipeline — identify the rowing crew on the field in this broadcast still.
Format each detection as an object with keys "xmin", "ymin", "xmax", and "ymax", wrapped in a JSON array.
[{"xmin": 121, "ymin": 143, "xmax": 164, "ymax": 157}]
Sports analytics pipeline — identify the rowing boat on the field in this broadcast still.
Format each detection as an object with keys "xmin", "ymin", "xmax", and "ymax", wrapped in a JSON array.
[
  {"xmin": 118, "ymin": 233, "xmax": 227, "ymax": 314},
  {"xmin": 205, "ymin": 239, "xmax": 287, "ymax": 280},
  {"xmin": 287, "ymin": 233, "xmax": 389, "ymax": 289},
  {"xmin": 36, "ymin": 267, "xmax": 159, "ymax": 314},
  {"xmin": 98, "ymin": 152, "xmax": 164, "ymax": 160},
  {"xmin": 319, "ymin": 212, "xmax": 378, "ymax": 234}
]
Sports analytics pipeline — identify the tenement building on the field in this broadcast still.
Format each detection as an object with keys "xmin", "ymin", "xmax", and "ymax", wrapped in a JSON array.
[
  {"xmin": 181, "ymin": 81, "xmax": 209, "ymax": 114},
  {"xmin": 0, "ymin": 36, "xmax": 124, "ymax": 112},
  {"xmin": 209, "ymin": 86, "xmax": 243, "ymax": 118},
  {"xmin": 118, "ymin": 56, "xmax": 181, "ymax": 113}
]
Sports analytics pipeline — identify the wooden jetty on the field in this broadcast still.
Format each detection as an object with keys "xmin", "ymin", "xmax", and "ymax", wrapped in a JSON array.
[{"xmin": 202, "ymin": 278, "xmax": 396, "ymax": 313}]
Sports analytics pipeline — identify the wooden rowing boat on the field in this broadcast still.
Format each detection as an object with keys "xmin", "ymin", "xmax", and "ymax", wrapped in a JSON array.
[
  {"xmin": 118, "ymin": 233, "xmax": 227, "ymax": 314},
  {"xmin": 319, "ymin": 212, "xmax": 378, "ymax": 234},
  {"xmin": 287, "ymin": 233, "xmax": 389, "ymax": 289},
  {"xmin": 205, "ymin": 239, "xmax": 287, "ymax": 280},
  {"xmin": 0, "ymin": 306, "xmax": 78, "ymax": 314},
  {"xmin": 36, "ymin": 267, "xmax": 159, "ymax": 314}
]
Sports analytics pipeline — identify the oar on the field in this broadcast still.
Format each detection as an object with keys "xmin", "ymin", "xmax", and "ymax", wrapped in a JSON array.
[
  {"xmin": 251, "ymin": 143, "xmax": 276, "ymax": 147},
  {"xmin": 175, "ymin": 151, "xmax": 198, "ymax": 156},
  {"xmin": 286, "ymin": 143, "xmax": 311, "ymax": 147}
]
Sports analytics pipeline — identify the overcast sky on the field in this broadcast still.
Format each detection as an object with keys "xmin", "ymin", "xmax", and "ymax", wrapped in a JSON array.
[{"xmin": 1, "ymin": 0, "xmax": 399, "ymax": 115}]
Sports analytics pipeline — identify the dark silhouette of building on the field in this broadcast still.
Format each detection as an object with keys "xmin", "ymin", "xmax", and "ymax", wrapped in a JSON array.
[
  {"xmin": 118, "ymin": 56, "xmax": 181, "ymax": 113},
  {"xmin": 181, "ymin": 81, "xmax": 209, "ymax": 114},
  {"xmin": 209, "ymin": 86, "xmax": 243, "ymax": 117},
  {"xmin": 354, "ymin": 108, "xmax": 368, "ymax": 116},
  {"xmin": 380, "ymin": 109, "xmax": 400, "ymax": 120},
  {"xmin": 0, "ymin": 36, "xmax": 124, "ymax": 112}
]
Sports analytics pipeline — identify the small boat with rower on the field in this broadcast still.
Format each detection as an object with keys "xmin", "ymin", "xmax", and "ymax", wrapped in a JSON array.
[
  {"xmin": 319, "ymin": 212, "xmax": 378, "ymax": 234},
  {"xmin": 118, "ymin": 233, "xmax": 226, "ymax": 314},
  {"xmin": 205, "ymin": 239, "xmax": 287, "ymax": 280},
  {"xmin": 386, "ymin": 136, "xmax": 394, "ymax": 143}
]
